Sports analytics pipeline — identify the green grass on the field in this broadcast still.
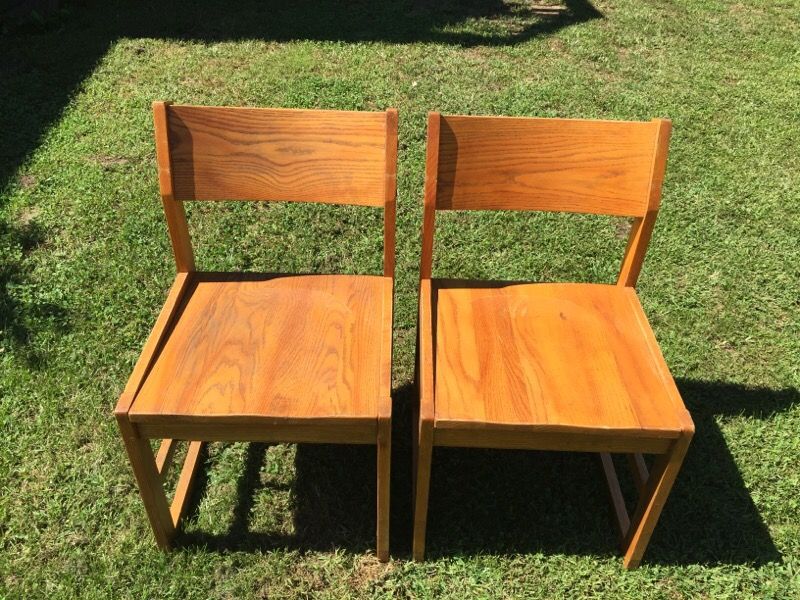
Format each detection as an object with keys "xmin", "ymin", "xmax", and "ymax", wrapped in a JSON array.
[{"xmin": 1, "ymin": 0, "xmax": 799, "ymax": 597}]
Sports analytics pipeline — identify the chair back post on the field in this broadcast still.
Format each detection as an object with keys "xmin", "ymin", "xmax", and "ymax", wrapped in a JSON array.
[
  {"xmin": 383, "ymin": 109, "xmax": 399, "ymax": 279},
  {"xmin": 153, "ymin": 101, "xmax": 195, "ymax": 273},
  {"xmin": 419, "ymin": 112, "xmax": 441, "ymax": 280},
  {"xmin": 424, "ymin": 113, "xmax": 671, "ymax": 287},
  {"xmin": 152, "ymin": 102, "xmax": 397, "ymax": 277},
  {"xmin": 617, "ymin": 118, "xmax": 672, "ymax": 287}
]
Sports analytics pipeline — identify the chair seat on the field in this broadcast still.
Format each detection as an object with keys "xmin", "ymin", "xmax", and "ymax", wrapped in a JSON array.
[
  {"xmin": 129, "ymin": 273, "xmax": 390, "ymax": 431},
  {"xmin": 432, "ymin": 281, "xmax": 692, "ymax": 439}
]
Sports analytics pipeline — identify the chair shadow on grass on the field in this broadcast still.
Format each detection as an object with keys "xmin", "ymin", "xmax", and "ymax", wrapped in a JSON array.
[{"xmin": 176, "ymin": 379, "xmax": 794, "ymax": 566}]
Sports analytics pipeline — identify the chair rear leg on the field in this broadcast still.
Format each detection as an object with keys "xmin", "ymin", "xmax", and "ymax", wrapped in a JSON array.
[
  {"xmin": 412, "ymin": 421, "xmax": 433, "ymax": 561},
  {"xmin": 622, "ymin": 433, "xmax": 692, "ymax": 569},
  {"xmin": 116, "ymin": 415, "xmax": 175, "ymax": 548},
  {"xmin": 377, "ymin": 416, "xmax": 391, "ymax": 562}
]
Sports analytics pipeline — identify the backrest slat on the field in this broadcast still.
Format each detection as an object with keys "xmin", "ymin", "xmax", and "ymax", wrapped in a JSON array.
[
  {"xmin": 436, "ymin": 115, "xmax": 661, "ymax": 217},
  {"xmin": 165, "ymin": 105, "xmax": 388, "ymax": 206},
  {"xmin": 152, "ymin": 102, "xmax": 397, "ymax": 277},
  {"xmin": 420, "ymin": 113, "xmax": 672, "ymax": 287}
]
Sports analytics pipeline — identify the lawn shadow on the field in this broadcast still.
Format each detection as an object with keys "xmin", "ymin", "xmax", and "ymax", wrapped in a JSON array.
[
  {"xmin": 643, "ymin": 379, "xmax": 797, "ymax": 567},
  {"xmin": 405, "ymin": 379, "xmax": 793, "ymax": 566},
  {"xmin": 177, "ymin": 379, "xmax": 794, "ymax": 566},
  {"xmin": 0, "ymin": 0, "xmax": 602, "ymax": 198},
  {"xmin": 0, "ymin": 219, "xmax": 70, "ymax": 367},
  {"xmin": 177, "ymin": 439, "xmax": 379, "ymax": 553}
]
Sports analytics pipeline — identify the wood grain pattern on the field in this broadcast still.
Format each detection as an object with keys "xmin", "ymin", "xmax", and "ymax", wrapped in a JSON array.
[
  {"xmin": 120, "ymin": 105, "xmax": 395, "ymax": 559},
  {"xmin": 129, "ymin": 273, "xmax": 387, "ymax": 426},
  {"xmin": 435, "ymin": 115, "xmax": 662, "ymax": 216},
  {"xmin": 165, "ymin": 104, "xmax": 387, "ymax": 206},
  {"xmin": 433, "ymin": 281, "xmax": 690, "ymax": 437},
  {"xmin": 413, "ymin": 114, "xmax": 687, "ymax": 566}
]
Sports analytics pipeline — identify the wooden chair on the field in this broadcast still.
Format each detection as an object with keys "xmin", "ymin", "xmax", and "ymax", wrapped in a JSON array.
[
  {"xmin": 114, "ymin": 102, "xmax": 397, "ymax": 561},
  {"xmin": 412, "ymin": 113, "xmax": 694, "ymax": 568}
]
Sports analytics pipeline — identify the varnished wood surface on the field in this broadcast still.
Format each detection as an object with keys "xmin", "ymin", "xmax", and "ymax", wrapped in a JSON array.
[
  {"xmin": 376, "ymin": 417, "xmax": 391, "ymax": 561},
  {"xmin": 120, "ymin": 105, "xmax": 396, "ymax": 559},
  {"xmin": 413, "ymin": 114, "xmax": 686, "ymax": 565},
  {"xmin": 600, "ymin": 452, "xmax": 631, "ymax": 541},
  {"xmin": 435, "ymin": 115, "xmax": 663, "ymax": 216},
  {"xmin": 417, "ymin": 279, "xmax": 435, "ymax": 423},
  {"xmin": 383, "ymin": 108, "xmax": 398, "ymax": 277},
  {"xmin": 136, "ymin": 420, "xmax": 376, "ymax": 444},
  {"xmin": 153, "ymin": 102, "xmax": 195, "ymax": 271},
  {"xmin": 155, "ymin": 438, "xmax": 178, "ymax": 481},
  {"xmin": 165, "ymin": 105, "xmax": 388, "ymax": 206},
  {"xmin": 169, "ymin": 440, "xmax": 204, "ymax": 526},
  {"xmin": 419, "ymin": 112, "xmax": 440, "ymax": 280},
  {"xmin": 129, "ymin": 273, "xmax": 389, "ymax": 426},
  {"xmin": 622, "ymin": 433, "xmax": 692, "ymax": 568},
  {"xmin": 114, "ymin": 273, "xmax": 192, "ymax": 417},
  {"xmin": 432, "ymin": 428, "xmax": 671, "ymax": 453},
  {"xmin": 116, "ymin": 418, "xmax": 175, "ymax": 548},
  {"xmin": 432, "ymin": 280, "xmax": 692, "ymax": 436}
]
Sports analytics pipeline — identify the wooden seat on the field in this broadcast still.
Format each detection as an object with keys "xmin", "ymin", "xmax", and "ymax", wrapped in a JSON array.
[
  {"xmin": 129, "ymin": 273, "xmax": 390, "ymax": 439},
  {"xmin": 115, "ymin": 103, "xmax": 397, "ymax": 561},
  {"xmin": 413, "ymin": 113, "xmax": 694, "ymax": 569},
  {"xmin": 432, "ymin": 281, "xmax": 690, "ymax": 449}
]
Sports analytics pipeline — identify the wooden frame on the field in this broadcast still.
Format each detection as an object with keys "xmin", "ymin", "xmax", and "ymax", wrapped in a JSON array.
[
  {"xmin": 115, "ymin": 102, "xmax": 397, "ymax": 561},
  {"xmin": 413, "ymin": 112, "xmax": 693, "ymax": 568}
]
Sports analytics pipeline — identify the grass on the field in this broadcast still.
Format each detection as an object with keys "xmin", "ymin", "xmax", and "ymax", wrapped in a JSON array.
[{"xmin": 1, "ymin": 0, "xmax": 799, "ymax": 597}]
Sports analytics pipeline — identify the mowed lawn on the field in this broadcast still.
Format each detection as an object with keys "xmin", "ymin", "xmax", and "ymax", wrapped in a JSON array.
[{"xmin": 1, "ymin": 0, "xmax": 799, "ymax": 597}]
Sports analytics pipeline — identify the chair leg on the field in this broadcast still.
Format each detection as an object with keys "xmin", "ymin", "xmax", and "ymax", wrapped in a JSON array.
[
  {"xmin": 412, "ymin": 421, "xmax": 433, "ymax": 561},
  {"xmin": 622, "ymin": 434, "xmax": 692, "ymax": 569},
  {"xmin": 376, "ymin": 417, "xmax": 391, "ymax": 562},
  {"xmin": 411, "ymin": 332, "xmax": 420, "ymax": 502},
  {"xmin": 170, "ymin": 440, "xmax": 204, "ymax": 527},
  {"xmin": 599, "ymin": 452, "xmax": 630, "ymax": 542},
  {"xmin": 116, "ymin": 415, "xmax": 175, "ymax": 549},
  {"xmin": 626, "ymin": 453, "xmax": 649, "ymax": 497}
]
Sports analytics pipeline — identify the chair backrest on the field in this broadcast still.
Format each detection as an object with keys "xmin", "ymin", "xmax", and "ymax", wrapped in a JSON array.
[
  {"xmin": 152, "ymin": 102, "xmax": 398, "ymax": 276},
  {"xmin": 420, "ymin": 112, "xmax": 671, "ymax": 286}
]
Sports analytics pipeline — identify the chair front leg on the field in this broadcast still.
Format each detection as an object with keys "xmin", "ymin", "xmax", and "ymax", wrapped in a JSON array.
[
  {"xmin": 412, "ymin": 419, "xmax": 433, "ymax": 561},
  {"xmin": 622, "ymin": 433, "xmax": 692, "ymax": 569},
  {"xmin": 116, "ymin": 416, "xmax": 175, "ymax": 548},
  {"xmin": 377, "ymin": 415, "xmax": 391, "ymax": 562}
]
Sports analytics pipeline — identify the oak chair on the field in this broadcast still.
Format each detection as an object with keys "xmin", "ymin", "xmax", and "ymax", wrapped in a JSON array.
[
  {"xmin": 115, "ymin": 102, "xmax": 397, "ymax": 561},
  {"xmin": 412, "ymin": 113, "xmax": 694, "ymax": 568}
]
